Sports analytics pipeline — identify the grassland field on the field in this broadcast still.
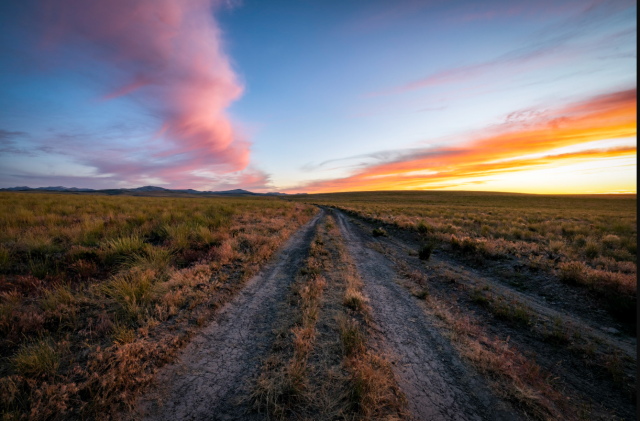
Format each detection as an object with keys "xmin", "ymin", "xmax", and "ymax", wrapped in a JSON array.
[
  {"xmin": 0, "ymin": 192, "xmax": 316, "ymax": 419},
  {"xmin": 0, "ymin": 190, "xmax": 636, "ymax": 421},
  {"xmin": 291, "ymin": 191, "xmax": 637, "ymax": 322}
]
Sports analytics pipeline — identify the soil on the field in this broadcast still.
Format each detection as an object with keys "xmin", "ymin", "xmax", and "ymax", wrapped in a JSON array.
[
  {"xmin": 334, "ymin": 211, "xmax": 521, "ymax": 421},
  {"xmin": 337, "ymin": 210, "xmax": 637, "ymax": 420},
  {"xmin": 126, "ymin": 205, "xmax": 636, "ymax": 421},
  {"xmin": 131, "ymin": 210, "xmax": 324, "ymax": 421}
]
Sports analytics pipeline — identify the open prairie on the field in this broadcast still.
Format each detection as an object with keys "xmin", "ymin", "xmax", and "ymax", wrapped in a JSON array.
[
  {"xmin": 0, "ymin": 190, "xmax": 635, "ymax": 421},
  {"xmin": 0, "ymin": 192, "xmax": 317, "ymax": 419},
  {"xmin": 1, "ymin": 0, "xmax": 636, "ymax": 419}
]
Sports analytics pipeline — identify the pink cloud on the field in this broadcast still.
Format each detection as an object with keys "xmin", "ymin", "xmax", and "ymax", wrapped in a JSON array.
[{"xmin": 40, "ymin": 0, "xmax": 249, "ymax": 181}]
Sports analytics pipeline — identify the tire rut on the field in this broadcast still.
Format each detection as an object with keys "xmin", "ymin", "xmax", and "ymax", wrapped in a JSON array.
[
  {"xmin": 133, "ymin": 210, "xmax": 324, "ymax": 421},
  {"xmin": 361, "ymin": 222, "xmax": 636, "ymax": 360},
  {"xmin": 334, "ymin": 210, "xmax": 521, "ymax": 421}
]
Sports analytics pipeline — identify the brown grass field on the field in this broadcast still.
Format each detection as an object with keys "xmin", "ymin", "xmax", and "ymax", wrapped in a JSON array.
[
  {"xmin": 292, "ymin": 191, "xmax": 637, "ymax": 322},
  {"xmin": 0, "ymin": 190, "xmax": 636, "ymax": 420},
  {"xmin": 0, "ymin": 192, "xmax": 316, "ymax": 419}
]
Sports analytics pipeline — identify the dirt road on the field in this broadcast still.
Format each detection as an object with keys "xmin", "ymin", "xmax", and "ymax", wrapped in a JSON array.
[
  {"xmin": 131, "ymin": 208, "xmax": 548, "ymax": 420},
  {"xmin": 334, "ymin": 209, "xmax": 637, "ymax": 420},
  {"xmin": 134, "ymin": 210, "xmax": 324, "ymax": 421},
  {"xmin": 334, "ymin": 211, "xmax": 520, "ymax": 421}
]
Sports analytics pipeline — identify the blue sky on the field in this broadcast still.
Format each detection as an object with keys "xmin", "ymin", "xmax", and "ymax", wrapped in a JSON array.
[{"xmin": 0, "ymin": 0, "xmax": 636, "ymax": 193}]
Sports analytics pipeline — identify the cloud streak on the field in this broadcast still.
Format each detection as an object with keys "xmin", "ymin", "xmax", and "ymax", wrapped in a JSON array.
[
  {"xmin": 36, "ymin": 0, "xmax": 251, "ymax": 186},
  {"xmin": 293, "ymin": 88, "xmax": 637, "ymax": 193},
  {"xmin": 369, "ymin": 0, "xmax": 636, "ymax": 97}
]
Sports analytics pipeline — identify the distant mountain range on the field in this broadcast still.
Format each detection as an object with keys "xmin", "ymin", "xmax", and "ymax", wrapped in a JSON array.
[{"xmin": 0, "ymin": 185, "xmax": 305, "ymax": 196}]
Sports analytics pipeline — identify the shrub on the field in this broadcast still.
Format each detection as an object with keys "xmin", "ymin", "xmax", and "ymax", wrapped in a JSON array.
[
  {"xmin": 601, "ymin": 234, "xmax": 621, "ymax": 249},
  {"xmin": 621, "ymin": 236, "xmax": 637, "ymax": 255},
  {"xmin": 418, "ymin": 242, "xmax": 434, "ymax": 260},
  {"xmin": 41, "ymin": 284, "xmax": 76, "ymax": 314},
  {"xmin": 548, "ymin": 240, "xmax": 564, "ymax": 255},
  {"xmin": 573, "ymin": 234, "xmax": 586, "ymax": 248},
  {"xmin": 125, "ymin": 245, "xmax": 173, "ymax": 274},
  {"xmin": 492, "ymin": 299, "xmax": 531, "ymax": 325},
  {"xmin": 511, "ymin": 228, "xmax": 523, "ymax": 240},
  {"xmin": 111, "ymin": 322, "xmax": 136, "ymax": 344},
  {"xmin": 480, "ymin": 225, "xmax": 491, "ymax": 237},
  {"xmin": 558, "ymin": 261, "xmax": 586, "ymax": 285},
  {"xmin": 416, "ymin": 220, "xmax": 432, "ymax": 234},
  {"xmin": 69, "ymin": 259, "xmax": 98, "ymax": 279},
  {"xmin": 541, "ymin": 317, "xmax": 570, "ymax": 344},
  {"xmin": 347, "ymin": 352, "xmax": 402, "ymax": 417},
  {"xmin": 584, "ymin": 240, "xmax": 599, "ymax": 259},
  {"xmin": 450, "ymin": 235, "xmax": 462, "ymax": 250},
  {"xmin": 372, "ymin": 228, "xmax": 386, "ymax": 237},
  {"xmin": 461, "ymin": 237, "xmax": 476, "ymax": 253},
  {"xmin": 470, "ymin": 289, "xmax": 490, "ymax": 306},
  {"xmin": 27, "ymin": 255, "xmax": 57, "ymax": 279},
  {"xmin": 412, "ymin": 287, "xmax": 429, "ymax": 299},
  {"xmin": 165, "ymin": 224, "xmax": 194, "ymax": 251}
]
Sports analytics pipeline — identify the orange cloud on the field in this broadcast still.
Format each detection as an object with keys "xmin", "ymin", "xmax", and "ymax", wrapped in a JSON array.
[{"xmin": 298, "ymin": 88, "xmax": 637, "ymax": 193}]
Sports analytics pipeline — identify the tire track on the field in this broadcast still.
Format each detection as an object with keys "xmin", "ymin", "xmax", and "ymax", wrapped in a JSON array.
[
  {"xmin": 354, "ymin": 219, "xmax": 636, "ymax": 360},
  {"xmin": 133, "ymin": 210, "xmax": 324, "ymax": 421},
  {"xmin": 334, "ymin": 210, "xmax": 521, "ymax": 421}
]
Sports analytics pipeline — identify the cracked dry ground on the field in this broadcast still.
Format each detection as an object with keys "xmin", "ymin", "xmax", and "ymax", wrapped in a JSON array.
[{"xmin": 131, "ymin": 207, "xmax": 632, "ymax": 420}]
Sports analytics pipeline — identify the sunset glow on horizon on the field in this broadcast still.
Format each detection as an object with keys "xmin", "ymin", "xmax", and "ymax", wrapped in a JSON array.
[
  {"xmin": 292, "ymin": 88, "xmax": 637, "ymax": 194},
  {"xmin": 0, "ymin": 0, "xmax": 636, "ymax": 194}
]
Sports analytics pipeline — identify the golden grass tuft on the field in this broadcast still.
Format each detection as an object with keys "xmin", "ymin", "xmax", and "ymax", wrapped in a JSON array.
[
  {"xmin": 11, "ymin": 339, "xmax": 60, "ymax": 379},
  {"xmin": 343, "ymin": 288, "xmax": 367, "ymax": 311},
  {"xmin": 102, "ymin": 268, "xmax": 163, "ymax": 320}
]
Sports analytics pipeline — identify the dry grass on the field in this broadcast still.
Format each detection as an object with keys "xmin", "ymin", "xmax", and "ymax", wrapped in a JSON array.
[
  {"xmin": 293, "ymin": 191, "xmax": 636, "ymax": 322},
  {"xmin": 329, "ymin": 215, "xmax": 406, "ymax": 420},
  {"xmin": 11, "ymin": 338, "xmax": 60, "ymax": 379},
  {"xmin": 425, "ymin": 297, "xmax": 563, "ymax": 420},
  {"xmin": 0, "ymin": 192, "xmax": 317, "ymax": 419},
  {"xmin": 251, "ymin": 214, "xmax": 405, "ymax": 420},
  {"xmin": 251, "ymin": 228, "xmax": 327, "ymax": 419},
  {"xmin": 390, "ymin": 253, "xmax": 635, "ymax": 419}
]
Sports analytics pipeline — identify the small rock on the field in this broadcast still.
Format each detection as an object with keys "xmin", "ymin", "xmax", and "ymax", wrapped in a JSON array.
[{"xmin": 601, "ymin": 327, "xmax": 619, "ymax": 334}]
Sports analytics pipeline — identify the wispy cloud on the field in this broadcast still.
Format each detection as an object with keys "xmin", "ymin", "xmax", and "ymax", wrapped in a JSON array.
[
  {"xmin": 291, "ymin": 88, "xmax": 637, "ymax": 193},
  {"xmin": 34, "ymin": 0, "xmax": 250, "ymax": 181},
  {"xmin": 0, "ymin": 130, "xmax": 32, "ymax": 155},
  {"xmin": 369, "ymin": 0, "xmax": 635, "ymax": 97}
]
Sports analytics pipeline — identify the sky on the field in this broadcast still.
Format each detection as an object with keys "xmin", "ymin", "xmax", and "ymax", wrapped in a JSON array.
[{"xmin": 0, "ymin": 0, "xmax": 636, "ymax": 194}]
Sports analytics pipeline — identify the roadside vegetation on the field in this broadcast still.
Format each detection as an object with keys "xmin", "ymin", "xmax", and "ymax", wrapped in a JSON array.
[
  {"xmin": 0, "ymin": 192, "xmax": 316, "ymax": 420},
  {"xmin": 251, "ymin": 214, "xmax": 405, "ymax": 420},
  {"xmin": 293, "ymin": 191, "xmax": 637, "ymax": 323},
  {"xmin": 311, "ymin": 193, "xmax": 636, "ymax": 420}
]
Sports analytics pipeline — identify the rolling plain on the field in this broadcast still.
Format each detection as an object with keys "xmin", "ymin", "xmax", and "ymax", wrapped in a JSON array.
[{"xmin": 0, "ymin": 190, "xmax": 636, "ymax": 421}]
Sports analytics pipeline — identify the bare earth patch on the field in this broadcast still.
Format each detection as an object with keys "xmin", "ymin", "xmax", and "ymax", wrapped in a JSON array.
[
  {"xmin": 132, "ymin": 211, "xmax": 324, "ymax": 420},
  {"xmin": 334, "ymin": 211, "xmax": 520, "ymax": 421}
]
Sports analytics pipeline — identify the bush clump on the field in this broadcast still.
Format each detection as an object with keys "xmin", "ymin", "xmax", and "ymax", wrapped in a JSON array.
[
  {"xmin": 418, "ymin": 242, "xmax": 435, "ymax": 260},
  {"xmin": 416, "ymin": 220, "xmax": 433, "ymax": 234},
  {"xmin": 372, "ymin": 228, "xmax": 387, "ymax": 237},
  {"xmin": 584, "ymin": 240, "xmax": 600, "ymax": 259},
  {"xmin": 558, "ymin": 261, "xmax": 587, "ymax": 285}
]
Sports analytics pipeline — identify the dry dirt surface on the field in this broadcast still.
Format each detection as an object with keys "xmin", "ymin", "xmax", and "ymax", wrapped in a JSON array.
[
  {"xmin": 130, "ymin": 204, "xmax": 633, "ymax": 420},
  {"xmin": 334, "ymin": 209, "xmax": 637, "ymax": 420},
  {"xmin": 333, "ymin": 211, "xmax": 521, "ymax": 421},
  {"xmin": 132, "ymin": 210, "xmax": 324, "ymax": 421}
]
